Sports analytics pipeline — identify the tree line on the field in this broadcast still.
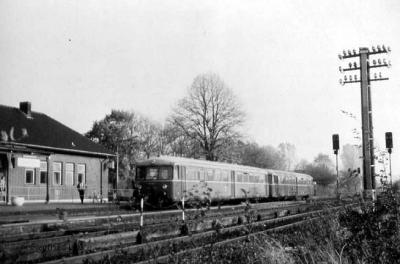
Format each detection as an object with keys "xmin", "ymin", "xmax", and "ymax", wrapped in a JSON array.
[{"xmin": 85, "ymin": 72, "xmax": 364, "ymax": 193}]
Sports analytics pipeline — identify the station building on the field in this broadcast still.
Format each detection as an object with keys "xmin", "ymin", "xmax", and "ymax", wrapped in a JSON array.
[{"xmin": 0, "ymin": 102, "xmax": 114, "ymax": 204}]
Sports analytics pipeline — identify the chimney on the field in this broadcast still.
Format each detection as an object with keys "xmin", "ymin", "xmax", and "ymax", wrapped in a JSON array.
[{"xmin": 19, "ymin": 102, "xmax": 32, "ymax": 117}]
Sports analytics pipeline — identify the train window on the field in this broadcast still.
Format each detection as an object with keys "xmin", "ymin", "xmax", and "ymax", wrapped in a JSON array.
[
  {"xmin": 221, "ymin": 171, "xmax": 229, "ymax": 181},
  {"xmin": 147, "ymin": 168, "xmax": 158, "ymax": 180},
  {"xmin": 137, "ymin": 167, "xmax": 146, "ymax": 179},
  {"xmin": 206, "ymin": 169, "xmax": 214, "ymax": 181},
  {"xmin": 160, "ymin": 168, "xmax": 169, "ymax": 180},
  {"xmin": 243, "ymin": 174, "xmax": 249, "ymax": 183},
  {"xmin": 187, "ymin": 168, "xmax": 196, "ymax": 180},
  {"xmin": 237, "ymin": 173, "xmax": 242, "ymax": 182}
]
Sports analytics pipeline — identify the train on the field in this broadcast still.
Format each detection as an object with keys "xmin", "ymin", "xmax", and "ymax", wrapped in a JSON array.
[{"xmin": 134, "ymin": 156, "xmax": 315, "ymax": 206}]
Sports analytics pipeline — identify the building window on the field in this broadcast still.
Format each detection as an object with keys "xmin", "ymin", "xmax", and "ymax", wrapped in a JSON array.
[
  {"xmin": 77, "ymin": 164, "xmax": 86, "ymax": 184},
  {"xmin": 65, "ymin": 163, "xmax": 74, "ymax": 186},
  {"xmin": 25, "ymin": 169, "xmax": 35, "ymax": 184},
  {"xmin": 40, "ymin": 161, "xmax": 47, "ymax": 184},
  {"xmin": 53, "ymin": 162, "xmax": 62, "ymax": 185}
]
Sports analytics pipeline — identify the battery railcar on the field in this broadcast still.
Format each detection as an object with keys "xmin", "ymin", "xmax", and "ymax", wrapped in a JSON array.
[{"xmin": 135, "ymin": 156, "xmax": 314, "ymax": 205}]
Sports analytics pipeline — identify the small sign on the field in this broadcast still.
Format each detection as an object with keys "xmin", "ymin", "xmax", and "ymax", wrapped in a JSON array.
[{"xmin": 17, "ymin": 157, "xmax": 40, "ymax": 168}]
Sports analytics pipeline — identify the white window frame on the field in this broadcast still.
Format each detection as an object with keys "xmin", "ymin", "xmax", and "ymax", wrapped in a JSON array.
[
  {"xmin": 65, "ymin": 163, "xmax": 74, "ymax": 186},
  {"xmin": 25, "ymin": 168, "xmax": 35, "ymax": 184},
  {"xmin": 53, "ymin": 162, "xmax": 62, "ymax": 185},
  {"xmin": 39, "ymin": 161, "xmax": 47, "ymax": 184},
  {"xmin": 77, "ymin": 164, "xmax": 86, "ymax": 184}
]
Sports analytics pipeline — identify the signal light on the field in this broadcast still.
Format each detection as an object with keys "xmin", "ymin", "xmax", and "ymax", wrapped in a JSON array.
[
  {"xmin": 332, "ymin": 134, "xmax": 340, "ymax": 151},
  {"xmin": 385, "ymin": 132, "xmax": 393, "ymax": 149}
]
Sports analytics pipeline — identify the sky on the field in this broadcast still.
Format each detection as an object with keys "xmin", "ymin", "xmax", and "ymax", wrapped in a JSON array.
[{"xmin": 1, "ymin": 0, "xmax": 399, "ymax": 178}]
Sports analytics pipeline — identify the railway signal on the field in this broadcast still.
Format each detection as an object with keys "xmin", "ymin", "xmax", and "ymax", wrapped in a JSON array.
[
  {"xmin": 385, "ymin": 132, "xmax": 393, "ymax": 186},
  {"xmin": 338, "ymin": 45, "xmax": 391, "ymax": 199},
  {"xmin": 332, "ymin": 134, "xmax": 340, "ymax": 197}
]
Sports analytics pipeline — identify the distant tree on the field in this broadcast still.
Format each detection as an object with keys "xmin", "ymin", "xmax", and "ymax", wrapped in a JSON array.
[
  {"xmin": 305, "ymin": 153, "xmax": 336, "ymax": 186},
  {"xmin": 240, "ymin": 142, "xmax": 285, "ymax": 170},
  {"xmin": 169, "ymin": 73, "xmax": 245, "ymax": 161},
  {"xmin": 86, "ymin": 110, "xmax": 162, "ymax": 186},
  {"xmin": 340, "ymin": 144, "xmax": 362, "ymax": 194},
  {"xmin": 160, "ymin": 124, "xmax": 202, "ymax": 158},
  {"xmin": 295, "ymin": 159, "xmax": 310, "ymax": 172},
  {"xmin": 278, "ymin": 142, "xmax": 297, "ymax": 170}
]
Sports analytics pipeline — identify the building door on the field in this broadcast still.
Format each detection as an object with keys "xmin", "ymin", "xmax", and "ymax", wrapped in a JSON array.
[{"xmin": 0, "ymin": 155, "xmax": 8, "ymax": 203}]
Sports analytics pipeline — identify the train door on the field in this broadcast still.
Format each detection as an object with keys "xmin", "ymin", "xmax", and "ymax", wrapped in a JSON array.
[
  {"xmin": 274, "ymin": 175, "xmax": 279, "ymax": 197},
  {"xmin": 267, "ymin": 173, "xmax": 273, "ymax": 197},
  {"xmin": 230, "ymin": 171, "xmax": 235, "ymax": 198}
]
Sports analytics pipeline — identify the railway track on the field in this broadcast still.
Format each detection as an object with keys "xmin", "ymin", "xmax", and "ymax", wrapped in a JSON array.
[
  {"xmin": 0, "ymin": 199, "xmax": 347, "ymax": 263},
  {"xmin": 40, "ymin": 201, "xmax": 359, "ymax": 264}
]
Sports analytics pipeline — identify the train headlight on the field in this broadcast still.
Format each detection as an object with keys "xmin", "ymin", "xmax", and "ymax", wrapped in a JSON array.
[{"xmin": 162, "ymin": 184, "xmax": 168, "ymax": 190}]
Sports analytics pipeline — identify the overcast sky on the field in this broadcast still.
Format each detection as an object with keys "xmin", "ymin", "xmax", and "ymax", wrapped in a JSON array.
[{"xmin": 1, "ymin": 0, "xmax": 399, "ymax": 176}]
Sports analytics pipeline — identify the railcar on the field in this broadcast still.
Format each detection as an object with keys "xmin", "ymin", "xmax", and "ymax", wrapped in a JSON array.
[{"xmin": 135, "ymin": 156, "xmax": 314, "ymax": 205}]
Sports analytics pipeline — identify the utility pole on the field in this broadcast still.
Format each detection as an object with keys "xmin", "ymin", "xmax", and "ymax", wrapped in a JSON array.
[
  {"xmin": 332, "ymin": 134, "xmax": 340, "ymax": 198},
  {"xmin": 339, "ymin": 45, "xmax": 391, "ymax": 200}
]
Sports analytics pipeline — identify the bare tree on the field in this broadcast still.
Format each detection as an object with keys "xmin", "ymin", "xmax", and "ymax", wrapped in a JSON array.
[{"xmin": 169, "ymin": 73, "xmax": 245, "ymax": 160}]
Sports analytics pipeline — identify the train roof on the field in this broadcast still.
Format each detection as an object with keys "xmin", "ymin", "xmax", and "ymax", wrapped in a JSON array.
[{"xmin": 136, "ymin": 156, "xmax": 313, "ymax": 180}]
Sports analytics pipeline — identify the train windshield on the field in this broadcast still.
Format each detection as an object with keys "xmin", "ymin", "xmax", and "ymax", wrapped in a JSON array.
[{"xmin": 136, "ymin": 166, "xmax": 173, "ymax": 180}]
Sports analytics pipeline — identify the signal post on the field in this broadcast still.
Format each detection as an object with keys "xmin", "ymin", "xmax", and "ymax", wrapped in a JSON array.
[{"xmin": 338, "ymin": 45, "xmax": 391, "ymax": 199}]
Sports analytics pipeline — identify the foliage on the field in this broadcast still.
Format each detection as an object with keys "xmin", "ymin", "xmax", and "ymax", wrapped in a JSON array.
[
  {"xmin": 85, "ymin": 109, "xmax": 162, "ymax": 186},
  {"xmin": 169, "ymin": 72, "xmax": 245, "ymax": 161},
  {"xmin": 305, "ymin": 153, "xmax": 336, "ymax": 186},
  {"xmin": 278, "ymin": 142, "xmax": 297, "ymax": 171},
  {"xmin": 339, "ymin": 191, "xmax": 400, "ymax": 264},
  {"xmin": 239, "ymin": 142, "xmax": 286, "ymax": 170}
]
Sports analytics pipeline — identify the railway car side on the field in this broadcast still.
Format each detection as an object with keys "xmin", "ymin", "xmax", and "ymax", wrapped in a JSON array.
[{"xmin": 135, "ymin": 156, "xmax": 315, "ymax": 206}]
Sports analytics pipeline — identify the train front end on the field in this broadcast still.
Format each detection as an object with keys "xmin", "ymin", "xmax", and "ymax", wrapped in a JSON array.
[{"xmin": 135, "ymin": 160, "xmax": 175, "ymax": 207}]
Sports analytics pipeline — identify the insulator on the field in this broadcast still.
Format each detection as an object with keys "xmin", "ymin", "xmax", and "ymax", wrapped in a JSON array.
[
  {"xmin": 373, "ymin": 59, "xmax": 377, "ymax": 65},
  {"xmin": 349, "ymin": 75, "xmax": 353, "ymax": 81},
  {"xmin": 382, "ymin": 45, "xmax": 386, "ymax": 51},
  {"xmin": 374, "ymin": 73, "xmax": 377, "ymax": 79},
  {"xmin": 379, "ymin": 72, "xmax": 382, "ymax": 78},
  {"xmin": 343, "ymin": 50, "xmax": 346, "ymax": 56},
  {"xmin": 349, "ymin": 62, "xmax": 352, "ymax": 68},
  {"xmin": 387, "ymin": 46, "xmax": 391, "ymax": 52},
  {"xmin": 383, "ymin": 58, "xmax": 387, "ymax": 64},
  {"xmin": 338, "ymin": 54, "xmax": 343, "ymax": 60},
  {"xmin": 378, "ymin": 59, "xmax": 382, "ymax": 64},
  {"xmin": 372, "ymin": 46, "xmax": 376, "ymax": 52},
  {"xmin": 339, "ymin": 79, "xmax": 343, "ymax": 85},
  {"xmin": 354, "ymin": 75, "xmax": 358, "ymax": 81},
  {"xmin": 353, "ymin": 62, "xmax": 357, "ymax": 68},
  {"xmin": 344, "ymin": 75, "xmax": 347, "ymax": 81},
  {"xmin": 339, "ymin": 66, "xmax": 342, "ymax": 72},
  {"xmin": 353, "ymin": 49, "xmax": 356, "ymax": 55},
  {"xmin": 377, "ymin": 45, "xmax": 382, "ymax": 51},
  {"xmin": 348, "ymin": 49, "xmax": 351, "ymax": 56}
]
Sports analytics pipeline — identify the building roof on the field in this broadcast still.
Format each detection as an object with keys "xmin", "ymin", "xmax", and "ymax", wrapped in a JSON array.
[{"xmin": 0, "ymin": 103, "xmax": 114, "ymax": 157}]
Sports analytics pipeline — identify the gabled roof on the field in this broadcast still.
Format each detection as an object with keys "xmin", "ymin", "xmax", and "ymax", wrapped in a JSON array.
[{"xmin": 0, "ymin": 104, "xmax": 114, "ymax": 157}]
